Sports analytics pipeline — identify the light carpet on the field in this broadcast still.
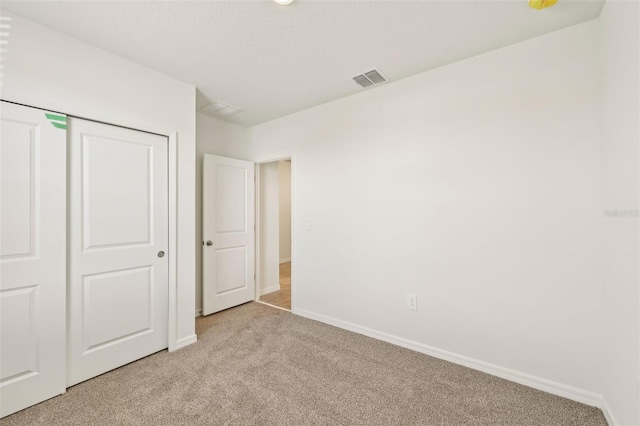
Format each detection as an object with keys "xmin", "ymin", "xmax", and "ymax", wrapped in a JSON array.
[{"xmin": 1, "ymin": 302, "xmax": 606, "ymax": 425}]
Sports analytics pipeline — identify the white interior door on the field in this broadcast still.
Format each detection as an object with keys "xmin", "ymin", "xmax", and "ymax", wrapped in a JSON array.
[
  {"xmin": 202, "ymin": 154, "xmax": 255, "ymax": 315},
  {"xmin": 0, "ymin": 102, "xmax": 66, "ymax": 417},
  {"xmin": 68, "ymin": 118, "xmax": 169, "ymax": 386}
]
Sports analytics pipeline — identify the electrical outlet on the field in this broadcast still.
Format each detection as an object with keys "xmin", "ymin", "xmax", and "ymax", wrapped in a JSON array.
[
  {"xmin": 407, "ymin": 294, "xmax": 417, "ymax": 310},
  {"xmin": 305, "ymin": 218, "xmax": 313, "ymax": 231}
]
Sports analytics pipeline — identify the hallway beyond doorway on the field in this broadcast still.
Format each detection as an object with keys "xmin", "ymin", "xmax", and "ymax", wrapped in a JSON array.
[{"xmin": 259, "ymin": 262, "xmax": 291, "ymax": 310}]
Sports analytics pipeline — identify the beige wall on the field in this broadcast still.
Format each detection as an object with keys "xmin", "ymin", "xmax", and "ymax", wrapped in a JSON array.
[
  {"xmin": 279, "ymin": 161, "xmax": 292, "ymax": 262},
  {"xmin": 259, "ymin": 162, "xmax": 280, "ymax": 294}
]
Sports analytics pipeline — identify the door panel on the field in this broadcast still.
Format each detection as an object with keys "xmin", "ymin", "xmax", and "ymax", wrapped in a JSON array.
[
  {"xmin": 202, "ymin": 155, "xmax": 255, "ymax": 315},
  {"xmin": 82, "ymin": 266, "xmax": 153, "ymax": 351},
  {"xmin": 215, "ymin": 247, "xmax": 247, "ymax": 293},
  {"xmin": 82, "ymin": 136, "xmax": 152, "ymax": 249},
  {"xmin": 0, "ymin": 102, "xmax": 66, "ymax": 418},
  {"xmin": 216, "ymin": 165, "xmax": 248, "ymax": 233},
  {"xmin": 1, "ymin": 287, "xmax": 37, "ymax": 381},
  {"xmin": 0, "ymin": 119, "xmax": 35, "ymax": 257},
  {"xmin": 68, "ymin": 118, "xmax": 168, "ymax": 386}
]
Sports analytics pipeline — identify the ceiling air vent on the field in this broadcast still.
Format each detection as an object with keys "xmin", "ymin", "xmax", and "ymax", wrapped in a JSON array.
[
  {"xmin": 352, "ymin": 68, "xmax": 387, "ymax": 88},
  {"xmin": 200, "ymin": 100, "xmax": 243, "ymax": 117}
]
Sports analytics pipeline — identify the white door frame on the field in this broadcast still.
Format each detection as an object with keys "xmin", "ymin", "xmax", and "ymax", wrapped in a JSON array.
[
  {"xmin": 66, "ymin": 116, "xmax": 179, "ymax": 352},
  {"xmin": 254, "ymin": 156, "xmax": 296, "ymax": 312},
  {"xmin": 166, "ymin": 133, "xmax": 179, "ymax": 351}
]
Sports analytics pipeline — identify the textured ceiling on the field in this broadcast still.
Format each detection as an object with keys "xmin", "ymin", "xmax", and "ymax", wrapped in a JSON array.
[{"xmin": 2, "ymin": 0, "xmax": 604, "ymax": 127}]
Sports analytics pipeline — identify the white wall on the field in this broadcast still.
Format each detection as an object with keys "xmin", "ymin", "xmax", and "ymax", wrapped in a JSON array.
[
  {"xmin": 600, "ymin": 2, "xmax": 640, "ymax": 425},
  {"xmin": 259, "ymin": 162, "xmax": 281, "ymax": 294},
  {"xmin": 249, "ymin": 21, "xmax": 603, "ymax": 402},
  {"xmin": 0, "ymin": 11, "xmax": 197, "ymax": 348},
  {"xmin": 196, "ymin": 112, "xmax": 250, "ymax": 312},
  {"xmin": 279, "ymin": 161, "xmax": 292, "ymax": 262}
]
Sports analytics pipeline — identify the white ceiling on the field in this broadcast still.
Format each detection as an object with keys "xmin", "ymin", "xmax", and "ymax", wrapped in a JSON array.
[{"xmin": 2, "ymin": 0, "xmax": 604, "ymax": 127}]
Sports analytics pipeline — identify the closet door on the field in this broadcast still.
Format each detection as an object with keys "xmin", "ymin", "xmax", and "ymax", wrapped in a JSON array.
[
  {"xmin": 0, "ymin": 102, "xmax": 67, "ymax": 417},
  {"xmin": 67, "ymin": 118, "xmax": 169, "ymax": 386}
]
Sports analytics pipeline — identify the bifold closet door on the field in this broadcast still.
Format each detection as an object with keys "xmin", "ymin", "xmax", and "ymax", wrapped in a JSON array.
[
  {"xmin": 67, "ymin": 118, "xmax": 169, "ymax": 386},
  {"xmin": 0, "ymin": 102, "xmax": 67, "ymax": 417}
]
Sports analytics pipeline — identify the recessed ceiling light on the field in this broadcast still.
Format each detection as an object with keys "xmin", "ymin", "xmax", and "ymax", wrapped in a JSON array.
[{"xmin": 273, "ymin": 0, "xmax": 294, "ymax": 5}]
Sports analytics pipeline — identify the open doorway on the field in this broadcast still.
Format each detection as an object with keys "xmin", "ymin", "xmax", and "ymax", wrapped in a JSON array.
[{"xmin": 257, "ymin": 159, "xmax": 292, "ymax": 311}]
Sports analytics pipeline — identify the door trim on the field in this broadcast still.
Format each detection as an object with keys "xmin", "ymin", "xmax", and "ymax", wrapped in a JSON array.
[
  {"xmin": 254, "ymin": 156, "xmax": 296, "ymax": 312},
  {"xmin": 167, "ymin": 133, "xmax": 178, "ymax": 351}
]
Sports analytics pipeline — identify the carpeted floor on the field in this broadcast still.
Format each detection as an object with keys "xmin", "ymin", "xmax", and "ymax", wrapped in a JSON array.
[{"xmin": 1, "ymin": 302, "xmax": 606, "ymax": 425}]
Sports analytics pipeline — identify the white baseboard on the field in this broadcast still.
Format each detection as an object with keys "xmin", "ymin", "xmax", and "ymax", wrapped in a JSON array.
[
  {"xmin": 279, "ymin": 258, "xmax": 291, "ymax": 264},
  {"xmin": 600, "ymin": 398, "xmax": 619, "ymax": 426},
  {"xmin": 293, "ymin": 308, "xmax": 604, "ymax": 409},
  {"xmin": 260, "ymin": 284, "xmax": 281, "ymax": 296},
  {"xmin": 173, "ymin": 334, "xmax": 197, "ymax": 351},
  {"xmin": 195, "ymin": 309, "xmax": 202, "ymax": 318}
]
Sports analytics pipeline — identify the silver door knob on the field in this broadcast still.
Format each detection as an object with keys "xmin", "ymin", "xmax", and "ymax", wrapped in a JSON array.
[
  {"xmin": 157, "ymin": 251, "xmax": 165, "ymax": 258},
  {"xmin": 205, "ymin": 240, "xmax": 213, "ymax": 246}
]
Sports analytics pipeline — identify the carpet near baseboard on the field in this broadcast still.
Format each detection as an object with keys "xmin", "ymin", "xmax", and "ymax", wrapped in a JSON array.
[{"xmin": 1, "ymin": 302, "xmax": 606, "ymax": 425}]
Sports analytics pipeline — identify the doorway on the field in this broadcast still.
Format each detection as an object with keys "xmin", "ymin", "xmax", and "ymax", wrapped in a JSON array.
[{"xmin": 257, "ymin": 159, "xmax": 292, "ymax": 311}]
